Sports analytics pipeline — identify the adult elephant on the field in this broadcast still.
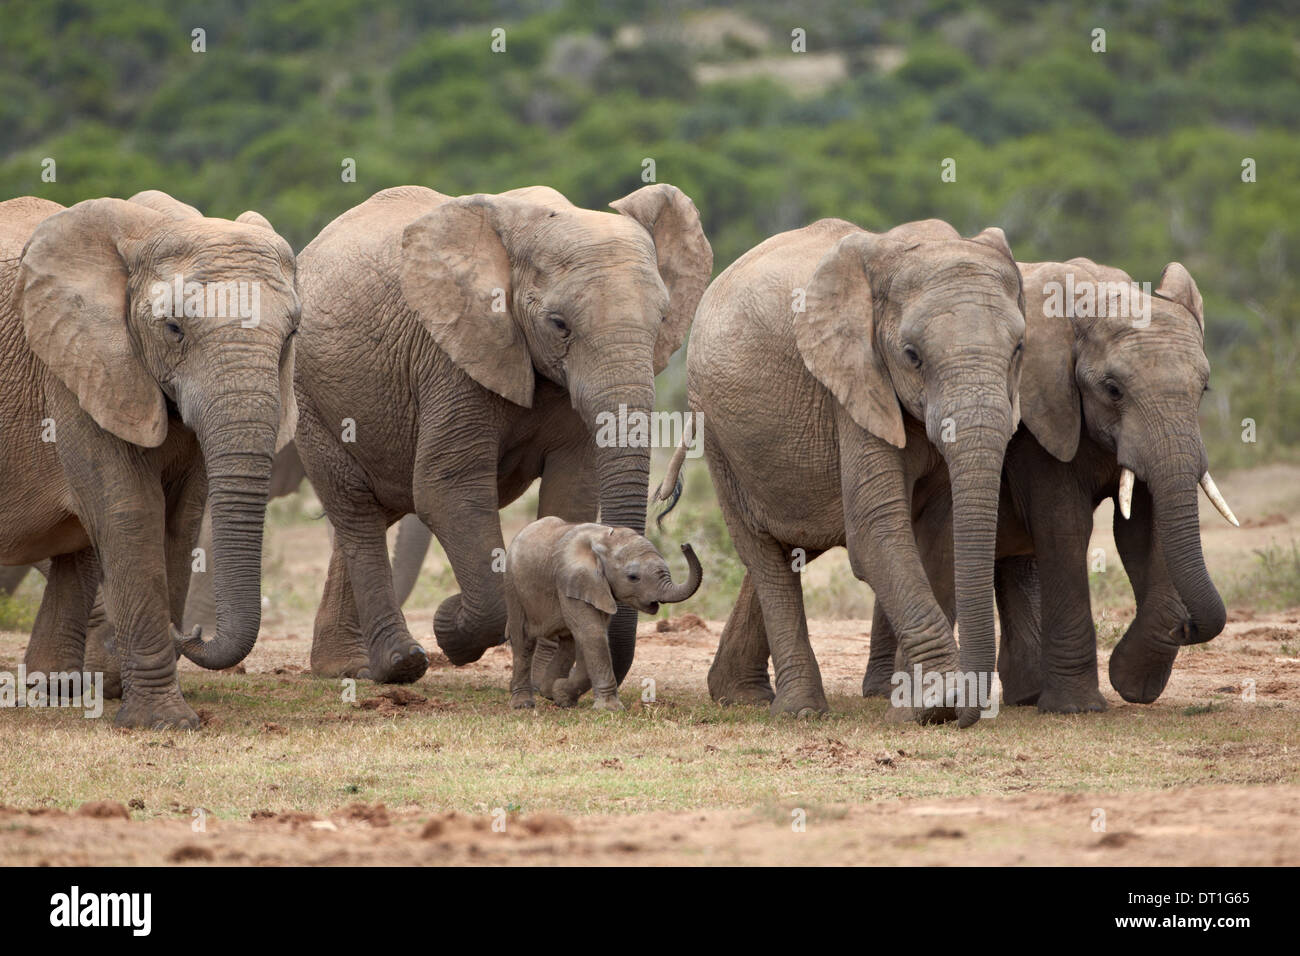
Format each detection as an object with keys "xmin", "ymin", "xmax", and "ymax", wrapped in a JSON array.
[
  {"xmin": 294, "ymin": 184, "xmax": 711, "ymax": 685},
  {"xmin": 0, "ymin": 191, "xmax": 298, "ymax": 728},
  {"xmin": 863, "ymin": 259, "xmax": 1232, "ymax": 710},
  {"xmin": 689, "ymin": 218, "xmax": 1031, "ymax": 726}
]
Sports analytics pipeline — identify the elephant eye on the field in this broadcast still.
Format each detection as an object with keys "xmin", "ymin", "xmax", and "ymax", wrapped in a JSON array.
[
  {"xmin": 1103, "ymin": 380, "xmax": 1123, "ymax": 401},
  {"xmin": 548, "ymin": 314, "xmax": 569, "ymax": 335},
  {"xmin": 626, "ymin": 572, "xmax": 639, "ymax": 581},
  {"xmin": 902, "ymin": 344, "xmax": 922, "ymax": 369},
  {"xmin": 165, "ymin": 321, "xmax": 184, "ymax": 342}
]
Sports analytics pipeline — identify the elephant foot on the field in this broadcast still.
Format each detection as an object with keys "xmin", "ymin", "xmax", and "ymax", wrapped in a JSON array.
[
  {"xmin": 510, "ymin": 692, "xmax": 535, "ymax": 710},
  {"xmin": 593, "ymin": 695, "xmax": 624, "ymax": 712},
  {"xmin": 368, "ymin": 633, "xmax": 429, "ymax": 685},
  {"xmin": 769, "ymin": 689, "xmax": 829, "ymax": 718},
  {"xmin": 861, "ymin": 669, "xmax": 895, "ymax": 698},
  {"xmin": 434, "ymin": 594, "xmax": 504, "ymax": 666},
  {"xmin": 1037, "ymin": 683, "xmax": 1107, "ymax": 714},
  {"xmin": 552, "ymin": 679, "xmax": 579, "ymax": 708},
  {"xmin": 114, "ymin": 692, "xmax": 200, "ymax": 730},
  {"xmin": 310, "ymin": 654, "xmax": 373, "ymax": 680},
  {"xmin": 709, "ymin": 674, "xmax": 775, "ymax": 707},
  {"xmin": 707, "ymin": 659, "xmax": 775, "ymax": 706},
  {"xmin": 1108, "ymin": 631, "xmax": 1179, "ymax": 704}
]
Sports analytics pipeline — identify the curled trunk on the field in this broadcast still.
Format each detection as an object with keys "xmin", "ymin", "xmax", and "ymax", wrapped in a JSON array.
[{"xmin": 656, "ymin": 543, "xmax": 702, "ymax": 603}]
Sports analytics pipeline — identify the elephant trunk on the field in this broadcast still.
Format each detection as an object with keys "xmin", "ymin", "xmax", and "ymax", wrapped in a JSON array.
[
  {"xmin": 656, "ymin": 544, "xmax": 702, "ymax": 604},
  {"xmin": 582, "ymin": 367, "xmax": 655, "ymax": 685},
  {"xmin": 1145, "ymin": 439, "xmax": 1226, "ymax": 644},
  {"xmin": 943, "ymin": 418, "xmax": 1010, "ymax": 725},
  {"xmin": 175, "ymin": 392, "xmax": 279, "ymax": 670}
]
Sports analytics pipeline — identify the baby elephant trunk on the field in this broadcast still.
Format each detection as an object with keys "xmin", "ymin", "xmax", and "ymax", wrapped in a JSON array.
[{"xmin": 657, "ymin": 543, "xmax": 703, "ymax": 604}]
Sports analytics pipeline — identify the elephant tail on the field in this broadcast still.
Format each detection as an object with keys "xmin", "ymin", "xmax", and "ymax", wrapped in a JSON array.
[{"xmin": 650, "ymin": 412, "xmax": 696, "ymax": 529}]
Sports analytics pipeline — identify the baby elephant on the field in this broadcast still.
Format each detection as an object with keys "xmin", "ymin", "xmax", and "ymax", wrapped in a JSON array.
[{"xmin": 505, "ymin": 517, "xmax": 703, "ymax": 710}]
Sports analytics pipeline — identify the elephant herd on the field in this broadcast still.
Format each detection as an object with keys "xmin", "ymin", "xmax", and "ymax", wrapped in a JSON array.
[{"xmin": 0, "ymin": 184, "xmax": 1233, "ymax": 730}]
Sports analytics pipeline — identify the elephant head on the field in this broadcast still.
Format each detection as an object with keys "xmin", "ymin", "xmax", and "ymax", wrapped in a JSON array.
[
  {"xmin": 1018, "ymin": 259, "xmax": 1228, "ymax": 696},
  {"xmin": 17, "ymin": 192, "xmax": 299, "ymax": 671},
  {"xmin": 397, "ymin": 184, "xmax": 712, "ymax": 679},
  {"xmin": 564, "ymin": 527, "xmax": 703, "ymax": 616},
  {"xmin": 796, "ymin": 221, "xmax": 1029, "ymax": 719}
]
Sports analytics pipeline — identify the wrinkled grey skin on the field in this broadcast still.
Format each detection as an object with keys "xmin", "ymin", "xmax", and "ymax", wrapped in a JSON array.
[
  {"xmin": 5, "ymin": 441, "xmax": 430, "ymax": 701},
  {"xmin": 863, "ymin": 259, "xmax": 1227, "ymax": 711},
  {"xmin": 294, "ymin": 184, "xmax": 711, "ymax": 689},
  {"xmin": 505, "ymin": 518, "xmax": 701, "ymax": 710},
  {"xmin": 689, "ymin": 218, "xmax": 1031, "ymax": 726},
  {"xmin": 179, "ymin": 442, "xmax": 431, "ymax": 635},
  {"xmin": 0, "ymin": 191, "xmax": 297, "ymax": 729}
]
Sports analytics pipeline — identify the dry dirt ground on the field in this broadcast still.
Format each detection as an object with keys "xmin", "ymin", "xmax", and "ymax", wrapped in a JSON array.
[{"xmin": 1, "ymin": 466, "xmax": 1298, "ymax": 865}]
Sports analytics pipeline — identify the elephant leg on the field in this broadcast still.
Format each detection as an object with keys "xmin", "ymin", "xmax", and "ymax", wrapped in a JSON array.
[
  {"xmin": 862, "ymin": 603, "xmax": 897, "ymax": 697},
  {"xmin": 506, "ymin": 588, "xmax": 536, "ymax": 710},
  {"xmin": 310, "ymin": 544, "xmax": 371, "ymax": 679},
  {"xmin": 995, "ymin": 555, "xmax": 1043, "ymax": 706},
  {"xmin": 298, "ymin": 402, "xmax": 427, "ymax": 684},
  {"xmin": 23, "ymin": 549, "xmax": 98, "ymax": 686},
  {"xmin": 864, "ymin": 492, "xmax": 959, "ymax": 701},
  {"xmin": 339, "ymin": 515, "xmax": 428, "ymax": 684},
  {"xmin": 415, "ymin": 445, "xmax": 509, "ymax": 667},
  {"xmin": 1109, "ymin": 481, "xmax": 1190, "ymax": 704},
  {"xmin": 531, "ymin": 634, "xmax": 574, "ymax": 700},
  {"xmin": 558, "ymin": 609, "xmax": 621, "ymax": 711},
  {"xmin": 181, "ymin": 508, "xmax": 216, "ymax": 634},
  {"xmin": 1025, "ymin": 486, "xmax": 1105, "ymax": 714},
  {"xmin": 64, "ymin": 457, "xmax": 197, "ymax": 729},
  {"xmin": 390, "ymin": 514, "xmax": 432, "ymax": 608},
  {"xmin": 707, "ymin": 571, "xmax": 775, "ymax": 705},
  {"xmin": 164, "ymin": 464, "xmax": 207, "ymax": 630},
  {"xmin": 729, "ymin": 524, "xmax": 827, "ymax": 717},
  {"xmin": 839, "ymin": 431, "xmax": 960, "ymax": 723},
  {"xmin": 82, "ymin": 586, "xmax": 123, "ymax": 700}
]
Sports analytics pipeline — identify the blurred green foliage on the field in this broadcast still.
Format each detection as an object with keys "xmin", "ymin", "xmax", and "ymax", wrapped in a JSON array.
[{"xmin": 3, "ymin": 0, "xmax": 1298, "ymax": 478}]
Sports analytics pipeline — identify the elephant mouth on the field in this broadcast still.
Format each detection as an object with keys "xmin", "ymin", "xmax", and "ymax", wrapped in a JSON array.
[{"xmin": 636, "ymin": 601, "xmax": 660, "ymax": 615}]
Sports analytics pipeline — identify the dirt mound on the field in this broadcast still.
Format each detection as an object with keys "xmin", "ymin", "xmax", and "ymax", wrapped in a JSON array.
[
  {"xmin": 337, "ymin": 802, "xmax": 391, "ymax": 827},
  {"xmin": 359, "ymin": 688, "xmax": 453, "ymax": 713},
  {"xmin": 655, "ymin": 613, "xmax": 709, "ymax": 633},
  {"xmin": 76, "ymin": 801, "xmax": 130, "ymax": 820}
]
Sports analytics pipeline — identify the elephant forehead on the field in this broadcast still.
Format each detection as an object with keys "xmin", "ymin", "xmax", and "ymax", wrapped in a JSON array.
[{"xmin": 152, "ymin": 220, "xmax": 294, "ymax": 272}]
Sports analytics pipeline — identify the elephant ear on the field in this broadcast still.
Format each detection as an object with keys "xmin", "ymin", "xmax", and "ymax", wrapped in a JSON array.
[
  {"xmin": 128, "ymin": 189, "xmax": 202, "ymax": 220},
  {"xmin": 969, "ymin": 226, "xmax": 1014, "ymax": 262},
  {"xmin": 275, "ymin": 334, "xmax": 298, "ymax": 452},
  {"xmin": 610, "ymin": 184, "xmax": 714, "ymax": 374},
  {"xmin": 795, "ymin": 231, "xmax": 907, "ymax": 448},
  {"xmin": 235, "ymin": 210, "xmax": 275, "ymax": 231},
  {"xmin": 400, "ymin": 195, "xmax": 545, "ymax": 408},
  {"xmin": 1155, "ymin": 262, "xmax": 1204, "ymax": 337},
  {"xmin": 559, "ymin": 532, "xmax": 617, "ymax": 615},
  {"xmin": 18, "ymin": 198, "xmax": 169, "ymax": 448},
  {"xmin": 1017, "ymin": 262, "xmax": 1081, "ymax": 462}
]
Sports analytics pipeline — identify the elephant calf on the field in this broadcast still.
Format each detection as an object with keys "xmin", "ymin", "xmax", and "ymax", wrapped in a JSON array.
[{"xmin": 505, "ymin": 518, "xmax": 701, "ymax": 710}]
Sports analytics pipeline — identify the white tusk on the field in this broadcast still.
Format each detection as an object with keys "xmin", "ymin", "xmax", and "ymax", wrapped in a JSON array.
[
  {"xmin": 1200, "ymin": 472, "xmax": 1240, "ymax": 527},
  {"xmin": 1117, "ymin": 468, "xmax": 1134, "ymax": 519}
]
